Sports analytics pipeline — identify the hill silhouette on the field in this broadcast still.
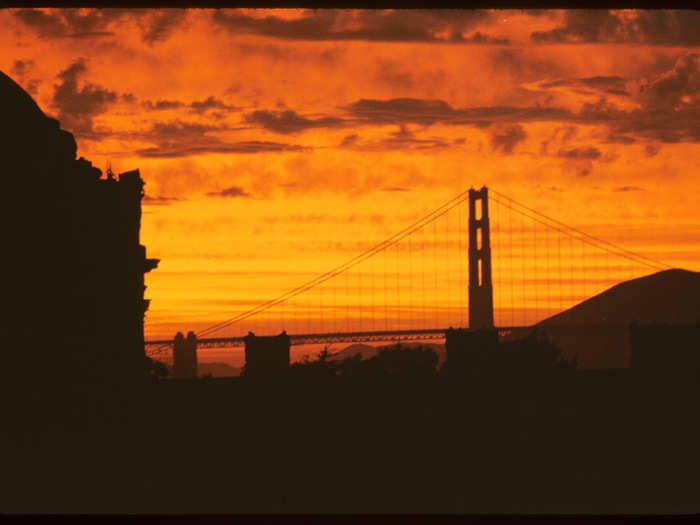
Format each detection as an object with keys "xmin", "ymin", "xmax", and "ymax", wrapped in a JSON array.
[
  {"xmin": 330, "ymin": 341, "xmax": 447, "ymax": 368},
  {"xmin": 328, "ymin": 343, "xmax": 378, "ymax": 361},
  {"xmin": 197, "ymin": 362, "xmax": 241, "ymax": 378},
  {"xmin": 537, "ymin": 268, "xmax": 700, "ymax": 369}
]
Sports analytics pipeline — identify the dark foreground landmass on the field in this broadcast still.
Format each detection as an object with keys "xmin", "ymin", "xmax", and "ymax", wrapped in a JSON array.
[{"xmin": 2, "ymin": 372, "xmax": 698, "ymax": 514}]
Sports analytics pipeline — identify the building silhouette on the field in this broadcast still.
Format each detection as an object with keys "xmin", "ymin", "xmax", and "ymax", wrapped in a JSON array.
[
  {"xmin": 1, "ymin": 70, "xmax": 158, "ymax": 388},
  {"xmin": 173, "ymin": 331, "xmax": 198, "ymax": 379},
  {"xmin": 630, "ymin": 322, "xmax": 700, "ymax": 382},
  {"xmin": 244, "ymin": 332, "xmax": 290, "ymax": 378},
  {"xmin": 445, "ymin": 327, "xmax": 499, "ymax": 375}
]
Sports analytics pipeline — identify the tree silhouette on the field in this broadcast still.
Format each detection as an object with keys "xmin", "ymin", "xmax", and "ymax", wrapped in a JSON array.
[
  {"xmin": 289, "ymin": 345, "xmax": 338, "ymax": 378},
  {"xmin": 145, "ymin": 356, "xmax": 168, "ymax": 381},
  {"xmin": 290, "ymin": 344, "xmax": 439, "ymax": 380}
]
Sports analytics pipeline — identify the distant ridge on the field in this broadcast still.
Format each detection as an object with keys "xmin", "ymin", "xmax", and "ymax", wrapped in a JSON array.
[
  {"xmin": 539, "ymin": 268, "xmax": 700, "ymax": 327},
  {"xmin": 536, "ymin": 268, "xmax": 700, "ymax": 369},
  {"xmin": 329, "ymin": 342, "xmax": 447, "ymax": 368}
]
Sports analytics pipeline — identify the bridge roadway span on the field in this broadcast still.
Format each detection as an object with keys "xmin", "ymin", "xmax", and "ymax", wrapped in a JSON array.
[{"xmin": 145, "ymin": 326, "xmax": 533, "ymax": 350}]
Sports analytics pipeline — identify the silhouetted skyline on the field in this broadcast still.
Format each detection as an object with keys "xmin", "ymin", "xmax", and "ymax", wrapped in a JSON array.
[{"xmin": 2, "ymin": 12, "xmax": 700, "ymax": 515}]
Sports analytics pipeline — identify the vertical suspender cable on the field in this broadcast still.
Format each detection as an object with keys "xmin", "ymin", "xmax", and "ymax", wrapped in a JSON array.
[
  {"xmin": 545, "ymin": 211, "xmax": 551, "ymax": 321},
  {"xmin": 520, "ymin": 204, "xmax": 526, "ymax": 326},
  {"xmin": 408, "ymin": 230, "xmax": 413, "ymax": 331},
  {"xmin": 458, "ymin": 201, "xmax": 464, "ymax": 327},
  {"xmin": 494, "ymin": 197, "xmax": 500, "ymax": 327},
  {"xmin": 384, "ymin": 248, "xmax": 388, "ymax": 331},
  {"xmin": 508, "ymin": 199, "xmax": 514, "ymax": 327},
  {"xmin": 433, "ymin": 220, "xmax": 438, "ymax": 329},
  {"xmin": 371, "ymin": 247, "xmax": 375, "ymax": 332},
  {"xmin": 445, "ymin": 207, "xmax": 450, "ymax": 327},
  {"xmin": 422, "ymin": 225, "xmax": 427, "ymax": 330},
  {"xmin": 557, "ymin": 229, "xmax": 562, "ymax": 317},
  {"xmin": 358, "ymin": 262, "xmax": 362, "ymax": 332},
  {"xmin": 395, "ymin": 242, "xmax": 400, "ymax": 330},
  {"xmin": 533, "ymin": 209, "xmax": 538, "ymax": 324},
  {"xmin": 569, "ymin": 235, "xmax": 574, "ymax": 311}
]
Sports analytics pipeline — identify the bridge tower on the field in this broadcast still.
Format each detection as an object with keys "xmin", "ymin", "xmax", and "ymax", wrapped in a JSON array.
[
  {"xmin": 173, "ymin": 331, "xmax": 198, "ymax": 379},
  {"xmin": 468, "ymin": 186, "xmax": 494, "ymax": 329}
]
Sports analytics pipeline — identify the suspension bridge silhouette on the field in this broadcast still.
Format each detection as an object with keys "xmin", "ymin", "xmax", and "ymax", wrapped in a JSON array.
[{"xmin": 145, "ymin": 186, "xmax": 671, "ymax": 359}]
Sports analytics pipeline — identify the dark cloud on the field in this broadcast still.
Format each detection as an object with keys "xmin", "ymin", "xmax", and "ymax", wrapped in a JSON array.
[
  {"xmin": 51, "ymin": 58, "xmax": 118, "ymax": 136},
  {"xmin": 137, "ymin": 141, "xmax": 308, "ymax": 158},
  {"xmin": 490, "ymin": 48, "xmax": 568, "ymax": 81},
  {"xmin": 23, "ymin": 79, "xmax": 40, "ymax": 95},
  {"xmin": 142, "ymin": 195, "xmax": 183, "ymax": 205},
  {"xmin": 10, "ymin": 59, "xmax": 40, "ymax": 95},
  {"xmin": 138, "ymin": 9, "xmax": 188, "ymax": 43},
  {"xmin": 531, "ymin": 10, "xmax": 700, "ymax": 46},
  {"xmin": 13, "ymin": 8, "xmax": 185, "ymax": 44},
  {"xmin": 490, "ymin": 124, "xmax": 526, "ymax": 154},
  {"xmin": 342, "ymin": 90, "xmax": 700, "ymax": 146},
  {"xmin": 207, "ymin": 186, "xmax": 251, "ymax": 198},
  {"xmin": 341, "ymin": 125, "xmax": 450, "ymax": 152},
  {"xmin": 531, "ymin": 10, "xmax": 623, "ymax": 44},
  {"xmin": 142, "ymin": 100, "xmax": 185, "ymax": 110},
  {"xmin": 538, "ymin": 75, "xmax": 629, "ymax": 97},
  {"xmin": 614, "ymin": 186, "xmax": 644, "ymax": 192},
  {"xmin": 645, "ymin": 144, "xmax": 661, "ymax": 157},
  {"xmin": 340, "ymin": 134, "xmax": 359, "ymax": 147},
  {"xmin": 345, "ymin": 98, "xmax": 573, "ymax": 127},
  {"xmin": 580, "ymin": 76, "xmax": 626, "ymax": 91},
  {"xmin": 120, "ymin": 119, "xmax": 310, "ymax": 158},
  {"xmin": 375, "ymin": 61, "xmax": 416, "ymax": 91},
  {"xmin": 347, "ymin": 98, "xmax": 456, "ymax": 125},
  {"xmin": 540, "ymin": 125, "xmax": 578, "ymax": 155},
  {"xmin": 11, "ymin": 59, "xmax": 34, "ymax": 77},
  {"xmin": 244, "ymin": 109, "xmax": 343, "ymax": 134},
  {"xmin": 137, "ymin": 133, "xmax": 308, "ymax": 158},
  {"xmin": 617, "ymin": 110, "xmax": 697, "ymax": 143},
  {"xmin": 609, "ymin": 54, "xmax": 700, "ymax": 143},
  {"xmin": 549, "ymin": 55, "xmax": 697, "ymax": 143},
  {"xmin": 460, "ymin": 32, "xmax": 509, "ymax": 45},
  {"xmin": 149, "ymin": 121, "xmax": 218, "ymax": 137},
  {"xmin": 577, "ymin": 98, "xmax": 626, "ymax": 122},
  {"xmin": 212, "ymin": 9, "xmax": 490, "ymax": 43},
  {"xmin": 13, "ymin": 8, "xmax": 126, "ymax": 39},
  {"xmin": 605, "ymin": 134, "xmax": 636, "ymax": 144},
  {"xmin": 14, "ymin": 8, "xmax": 73, "ymax": 38},
  {"xmin": 189, "ymin": 96, "xmax": 235, "ymax": 114},
  {"xmin": 557, "ymin": 147, "xmax": 602, "ymax": 160},
  {"xmin": 640, "ymin": 53, "xmax": 700, "ymax": 111}
]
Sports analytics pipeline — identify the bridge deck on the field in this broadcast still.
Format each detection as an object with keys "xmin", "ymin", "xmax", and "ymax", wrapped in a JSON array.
[{"xmin": 145, "ymin": 326, "xmax": 533, "ymax": 350}]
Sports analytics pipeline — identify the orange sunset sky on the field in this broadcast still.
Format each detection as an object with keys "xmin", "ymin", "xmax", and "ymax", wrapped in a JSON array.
[{"xmin": 2, "ymin": 8, "xmax": 699, "ymax": 339}]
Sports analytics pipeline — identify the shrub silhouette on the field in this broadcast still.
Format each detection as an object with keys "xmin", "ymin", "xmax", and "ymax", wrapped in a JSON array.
[
  {"xmin": 441, "ymin": 329, "xmax": 575, "ymax": 381},
  {"xmin": 289, "ymin": 346, "xmax": 338, "ymax": 378},
  {"xmin": 343, "ymin": 344, "xmax": 437, "ymax": 378},
  {"xmin": 290, "ymin": 344, "xmax": 438, "ymax": 380},
  {"xmin": 146, "ymin": 357, "xmax": 168, "ymax": 381}
]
